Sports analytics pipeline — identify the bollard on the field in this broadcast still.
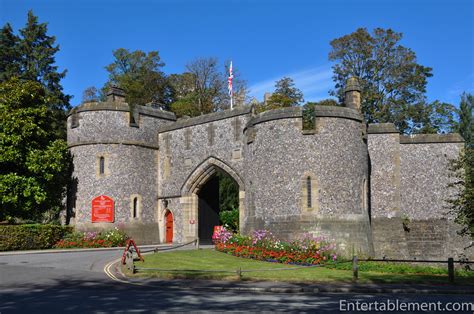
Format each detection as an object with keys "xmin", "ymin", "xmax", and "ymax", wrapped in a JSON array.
[
  {"xmin": 196, "ymin": 238, "xmax": 200, "ymax": 250},
  {"xmin": 448, "ymin": 257, "xmax": 454, "ymax": 283},
  {"xmin": 236, "ymin": 267, "xmax": 242, "ymax": 280},
  {"xmin": 352, "ymin": 256, "xmax": 358, "ymax": 282},
  {"xmin": 126, "ymin": 251, "xmax": 134, "ymax": 271}
]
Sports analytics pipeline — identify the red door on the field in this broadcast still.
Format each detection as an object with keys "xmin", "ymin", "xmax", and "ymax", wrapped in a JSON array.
[{"xmin": 165, "ymin": 211, "xmax": 173, "ymax": 243}]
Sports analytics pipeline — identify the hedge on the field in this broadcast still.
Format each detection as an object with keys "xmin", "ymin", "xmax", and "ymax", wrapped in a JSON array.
[{"xmin": 0, "ymin": 224, "xmax": 73, "ymax": 251}]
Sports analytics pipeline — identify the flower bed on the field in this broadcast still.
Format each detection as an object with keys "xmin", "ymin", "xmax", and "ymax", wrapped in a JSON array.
[
  {"xmin": 213, "ymin": 228, "xmax": 337, "ymax": 265},
  {"xmin": 53, "ymin": 228, "xmax": 128, "ymax": 249}
]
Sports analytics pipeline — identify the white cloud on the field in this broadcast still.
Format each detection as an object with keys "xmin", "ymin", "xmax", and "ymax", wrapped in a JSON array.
[{"xmin": 249, "ymin": 65, "xmax": 335, "ymax": 102}]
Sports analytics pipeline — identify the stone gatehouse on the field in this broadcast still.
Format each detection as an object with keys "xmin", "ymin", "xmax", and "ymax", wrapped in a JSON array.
[{"xmin": 66, "ymin": 80, "xmax": 472, "ymax": 259}]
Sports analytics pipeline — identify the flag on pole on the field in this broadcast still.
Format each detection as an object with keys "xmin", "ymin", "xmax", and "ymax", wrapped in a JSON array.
[
  {"xmin": 228, "ymin": 61, "xmax": 233, "ymax": 97},
  {"xmin": 228, "ymin": 61, "xmax": 234, "ymax": 109}
]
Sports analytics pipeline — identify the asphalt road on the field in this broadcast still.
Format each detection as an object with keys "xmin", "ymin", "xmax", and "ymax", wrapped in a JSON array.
[{"xmin": 1, "ymin": 250, "xmax": 473, "ymax": 313}]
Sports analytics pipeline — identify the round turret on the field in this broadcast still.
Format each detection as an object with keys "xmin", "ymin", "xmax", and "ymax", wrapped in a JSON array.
[{"xmin": 66, "ymin": 88, "xmax": 176, "ymax": 243}]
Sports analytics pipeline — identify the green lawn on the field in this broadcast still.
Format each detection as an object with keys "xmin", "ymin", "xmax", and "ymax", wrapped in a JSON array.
[{"xmin": 126, "ymin": 249, "xmax": 474, "ymax": 285}]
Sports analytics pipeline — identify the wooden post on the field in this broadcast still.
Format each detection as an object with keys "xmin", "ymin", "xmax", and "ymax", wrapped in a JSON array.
[
  {"xmin": 352, "ymin": 256, "xmax": 358, "ymax": 282},
  {"xmin": 236, "ymin": 267, "xmax": 242, "ymax": 280},
  {"xmin": 448, "ymin": 257, "xmax": 454, "ymax": 283}
]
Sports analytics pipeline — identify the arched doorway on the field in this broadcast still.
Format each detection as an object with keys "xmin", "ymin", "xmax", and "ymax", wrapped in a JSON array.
[
  {"xmin": 180, "ymin": 157, "xmax": 245, "ymax": 243},
  {"xmin": 197, "ymin": 170, "xmax": 239, "ymax": 243},
  {"xmin": 165, "ymin": 210, "xmax": 173, "ymax": 243}
]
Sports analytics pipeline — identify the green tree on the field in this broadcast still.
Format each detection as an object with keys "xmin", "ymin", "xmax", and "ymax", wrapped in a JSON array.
[
  {"xmin": 458, "ymin": 93, "xmax": 473, "ymax": 147},
  {"xmin": 0, "ymin": 78, "xmax": 70, "ymax": 222},
  {"xmin": 404, "ymin": 101, "xmax": 458, "ymax": 134},
  {"xmin": 302, "ymin": 99, "xmax": 339, "ymax": 130},
  {"xmin": 18, "ymin": 11, "xmax": 70, "ymax": 112},
  {"xmin": 169, "ymin": 58, "xmax": 248, "ymax": 117},
  {"xmin": 258, "ymin": 77, "xmax": 304, "ymax": 112},
  {"xmin": 104, "ymin": 48, "xmax": 171, "ymax": 108},
  {"xmin": 82, "ymin": 86, "xmax": 101, "ymax": 103},
  {"xmin": 329, "ymin": 27, "xmax": 455, "ymax": 134},
  {"xmin": 217, "ymin": 171, "xmax": 239, "ymax": 232},
  {"xmin": 447, "ymin": 147, "xmax": 474, "ymax": 239},
  {"xmin": 0, "ymin": 23, "xmax": 21, "ymax": 82},
  {"xmin": 1, "ymin": 11, "xmax": 71, "ymax": 139}
]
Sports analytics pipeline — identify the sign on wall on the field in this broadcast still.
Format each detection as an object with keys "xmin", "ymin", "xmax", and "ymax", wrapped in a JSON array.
[{"xmin": 91, "ymin": 195, "xmax": 115, "ymax": 223}]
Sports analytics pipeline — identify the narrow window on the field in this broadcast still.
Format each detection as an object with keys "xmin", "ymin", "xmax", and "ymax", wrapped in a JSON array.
[
  {"xmin": 99, "ymin": 156, "xmax": 105, "ymax": 175},
  {"xmin": 306, "ymin": 176, "xmax": 312, "ymax": 208},
  {"xmin": 133, "ymin": 197, "xmax": 138, "ymax": 218}
]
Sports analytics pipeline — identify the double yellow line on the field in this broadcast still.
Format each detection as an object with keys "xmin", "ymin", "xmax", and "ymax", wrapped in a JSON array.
[{"xmin": 103, "ymin": 258, "xmax": 143, "ymax": 286}]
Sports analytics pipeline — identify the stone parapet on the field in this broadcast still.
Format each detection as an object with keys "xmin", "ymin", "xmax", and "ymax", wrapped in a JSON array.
[
  {"xmin": 158, "ymin": 106, "xmax": 252, "ymax": 133},
  {"xmin": 367, "ymin": 123, "xmax": 399, "ymax": 134},
  {"xmin": 68, "ymin": 101, "xmax": 176, "ymax": 121},
  {"xmin": 245, "ymin": 106, "xmax": 363, "ymax": 131},
  {"xmin": 400, "ymin": 133, "xmax": 464, "ymax": 144}
]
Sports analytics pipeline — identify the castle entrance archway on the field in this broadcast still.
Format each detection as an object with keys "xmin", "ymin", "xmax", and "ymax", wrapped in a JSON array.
[{"xmin": 180, "ymin": 157, "xmax": 245, "ymax": 243}]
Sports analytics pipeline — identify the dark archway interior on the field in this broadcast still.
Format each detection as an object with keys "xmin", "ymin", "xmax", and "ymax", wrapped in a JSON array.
[
  {"xmin": 197, "ymin": 169, "xmax": 239, "ymax": 243},
  {"xmin": 198, "ymin": 175, "xmax": 220, "ymax": 242}
]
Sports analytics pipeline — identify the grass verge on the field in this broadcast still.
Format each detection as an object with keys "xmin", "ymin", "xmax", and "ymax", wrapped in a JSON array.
[{"xmin": 127, "ymin": 249, "xmax": 474, "ymax": 285}]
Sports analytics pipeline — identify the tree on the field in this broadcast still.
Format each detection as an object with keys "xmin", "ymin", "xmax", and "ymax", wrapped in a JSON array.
[
  {"xmin": 184, "ymin": 57, "xmax": 224, "ymax": 114},
  {"xmin": 329, "ymin": 28, "xmax": 455, "ymax": 134},
  {"xmin": 0, "ymin": 23, "xmax": 20, "ymax": 82},
  {"xmin": 104, "ymin": 48, "xmax": 171, "ymax": 108},
  {"xmin": 82, "ymin": 86, "xmax": 101, "ymax": 103},
  {"xmin": 1, "ymin": 11, "xmax": 71, "ymax": 139},
  {"xmin": 447, "ymin": 147, "xmax": 474, "ymax": 240},
  {"xmin": 458, "ymin": 93, "xmax": 473, "ymax": 146},
  {"xmin": 169, "ymin": 57, "xmax": 248, "ymax": 117},
  {"xmin": 217, "ymin": 171, "xmax": 239, "ymax": 232},
  {"xmin": 404, "ymin": 101, "xmax": 458, "ymax": 134},
  {"xmin": 0, "ymin": 78, "xmax": 70, "ymax": 222},
  {"xmin": 305, "ymin": 98, "xmax": 339, "ymax": 107},
  {"xmin": 18, "ymin": 11, "xmax": 70, "ymax": 112},
  {"xmin": 258, "ymin": 77, "xmax": 304, "ymax": 112}
]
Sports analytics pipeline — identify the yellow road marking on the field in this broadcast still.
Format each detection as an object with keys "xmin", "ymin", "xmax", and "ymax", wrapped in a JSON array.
[{"xmin": 103, "ymin": 258, "xmax": 143, "ymax": 286}]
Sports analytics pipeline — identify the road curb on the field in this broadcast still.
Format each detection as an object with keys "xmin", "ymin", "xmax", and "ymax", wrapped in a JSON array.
[
  {"xmin": 0, "ymin": 244, "xmax": 173, "ymax": 256},
  {"xmin": 109, "ymin": 260, "xmax": 474, "ymax": 296}
]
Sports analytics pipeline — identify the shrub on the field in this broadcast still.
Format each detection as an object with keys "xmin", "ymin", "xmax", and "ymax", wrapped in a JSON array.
[
  {"xmin": 219, "ymin": 207, "xmax": 239, "ymax": 232},
  {"xmin": 53, "ymin": 227, "xmax": 128, "ymax": 249},
  {"xmin": 0, "ymin": 224, "xmax": 73, "ymax": 251}
]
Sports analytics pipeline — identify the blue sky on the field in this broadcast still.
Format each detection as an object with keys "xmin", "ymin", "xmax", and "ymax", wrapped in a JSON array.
[{"xmin": 1, "ymin": 0, "xmax": 473, "ymax": 107}]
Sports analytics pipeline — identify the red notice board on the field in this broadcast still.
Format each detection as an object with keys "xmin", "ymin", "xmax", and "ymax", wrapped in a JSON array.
[{"xmin": 91, "ymin": 195, "xmax": 115, "ymax": 223}]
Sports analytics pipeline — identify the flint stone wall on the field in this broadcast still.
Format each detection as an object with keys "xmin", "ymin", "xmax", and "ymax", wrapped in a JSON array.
[{"xmin": 243, "ymin": 107, "xmax": 372, "ymax": 254}]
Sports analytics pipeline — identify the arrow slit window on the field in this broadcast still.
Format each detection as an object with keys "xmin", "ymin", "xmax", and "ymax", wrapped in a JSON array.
[{"xmin": 99, "ymin": 157, "xmax": 105, "ymax": 175}]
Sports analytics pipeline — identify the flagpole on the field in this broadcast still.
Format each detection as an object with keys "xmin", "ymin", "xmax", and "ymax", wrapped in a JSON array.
[{"xmin": 229, "ymin": 61, "xmax": 233, "ymax": 110}]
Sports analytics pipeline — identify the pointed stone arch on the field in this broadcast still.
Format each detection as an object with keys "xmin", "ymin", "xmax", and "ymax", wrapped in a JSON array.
[
  {"xmin": 179, "ymin": 156, "xmax": 246, "ymax": 242},
  {"xmin": 181, "ymin": 156, "xmax": 245, "ymax": 195}
]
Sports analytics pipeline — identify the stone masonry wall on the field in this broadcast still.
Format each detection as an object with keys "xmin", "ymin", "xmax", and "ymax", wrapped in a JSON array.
[
  {"xmin": 67, "ymin": 103, "xmax": 175, "ymax": 244},
  {"xmin": 244, "ymin": 107, "xmax": 372, "ymax": 255}
]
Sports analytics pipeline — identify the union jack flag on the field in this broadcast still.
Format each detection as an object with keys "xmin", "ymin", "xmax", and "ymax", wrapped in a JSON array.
[{"xmin": 228, "ymin": 61, "xmax": 233, "ymax": 96}]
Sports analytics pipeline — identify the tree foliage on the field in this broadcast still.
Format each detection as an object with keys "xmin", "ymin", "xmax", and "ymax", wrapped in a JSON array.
[
  {"xmin": 458, "ymin": 93, "xmax": 473, "ymax": 146},
  {"xmin": 104, "ymin": 48, "xmax": 171, "ymax": 108},
  {"xmin": 0, "ymin": 79, "xmax": 70, "ymax": 222},
  {"xmin": 82, "ymin": 86, "xmax": 101, "ymax": 103},
  {"xmin": 216, "ymin": 170, "xmax": 239, "ymax": 232},
  {"xmin": 447, "ymin": 147, "xmax": 474, "ymax": 240},
  {"xmin": 169, "ymin": 58, "xmax": 248, "ymax": 117},
  {"xmin": 0, "ymin": 11, "xmax": 70, "ymax": 139},
  {"xmin": 329, "ymin": 27, "xmax": 455, "ymax": 134},
  {"xmin": 0, "ymin": 23, "xmax": 21, "ymax": 82},
  {"xmin": 258, "ymin": 77, "xmax": 304, "ymax": 112}
]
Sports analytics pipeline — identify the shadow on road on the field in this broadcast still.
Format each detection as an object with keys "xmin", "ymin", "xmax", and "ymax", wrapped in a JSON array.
[{"xmin": 0, "ymin": 277, "xmax": 342, "ymax": 312}]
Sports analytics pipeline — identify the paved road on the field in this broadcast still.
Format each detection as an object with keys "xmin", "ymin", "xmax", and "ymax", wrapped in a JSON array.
[{"xmin": 1, "ymin": 250, "xmax": 473, "ymax": 313}]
